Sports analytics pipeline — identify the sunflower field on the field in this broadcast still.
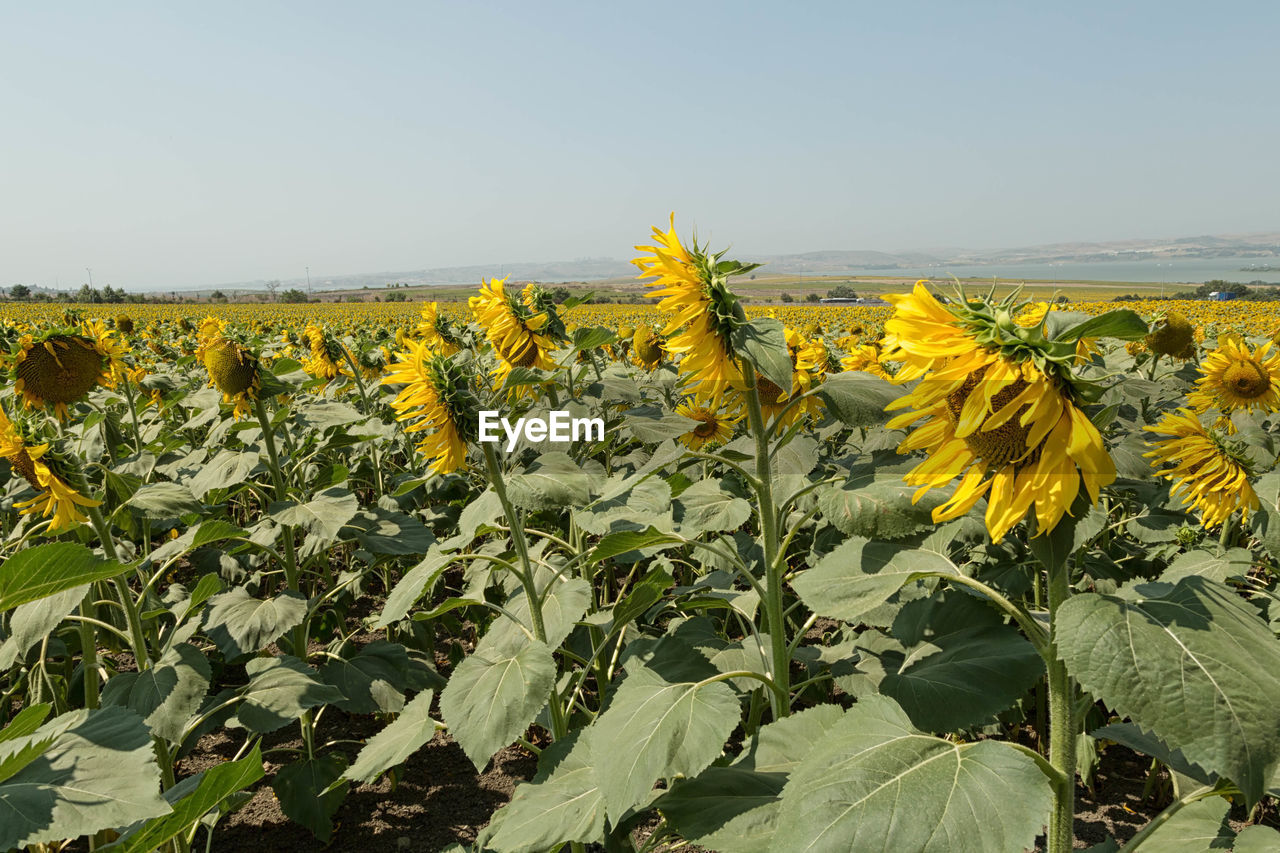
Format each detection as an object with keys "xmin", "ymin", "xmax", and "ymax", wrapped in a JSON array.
[{"xmin": 2, "ymin": 218, "xmax": 1280, "ymax": 853}]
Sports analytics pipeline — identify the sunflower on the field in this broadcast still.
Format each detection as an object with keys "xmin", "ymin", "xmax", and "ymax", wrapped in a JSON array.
[
  {"xmin": 631, "ymin": 326, "xmax": 666, "ymax": 369},
  {"xmin": 733, "ymin": 326, "xmax": 825, "ymax": 426},
  {"xmin": 841, "ymin": 342, "xmax": 892, "ymax": 380},
  {"xmin": 0, "ymin": 405, "xmax": 99, "ymax": 532},
  {"xmin": 1145, "ymin": 311, "xmax": 1195, "ymax": 357},
  {"xmin": 416, "ymin": 303, "xmax": 463, "ymax": 356},
  {"xmin": 1187, "ymin": 335, "xmax": 1280, "ymax": 418},
  {"xmin": 675, "ymin": 400, "xmax": 740, "ymax": 450},
  {"xmin": 1145, "ymin": 409, "xmax": 1258, "ymax": 529},
  {"xmin": 634, "ymin": 215, "xmax": 753, "ymax": 402},
  {"xmin": 469, "ymin": 278, "xmax": 562, "ymax": 389},
  {"xmin": 381, "ymin": 340, "xmax": 475, "ymax": 474},
  {"xmin": 11, "ymin": 323, "xmax": 126, "ymax": 420},
  {"xmin": 201, "ymin": 337, "xmax": 261, "ymax": 420},
  {"xmin": 882, "ymin": 282, "xmax": 1117, "ymax": 542},
  {"xmin": 302, "ymin": 324, "xmax": 350, "ymax": 387}
]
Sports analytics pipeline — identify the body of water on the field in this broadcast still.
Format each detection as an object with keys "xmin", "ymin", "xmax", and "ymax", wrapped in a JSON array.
[{"xmin": 838, "ymin": 255, "xmax": 1280, "ymax": 285}]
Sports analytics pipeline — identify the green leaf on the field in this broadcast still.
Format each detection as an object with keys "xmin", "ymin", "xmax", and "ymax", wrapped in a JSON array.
[
  {"xmin": 793, "ymin": 538, "xmax": 955, "ymax": 625},
  {"xmin": 507, "ymin": 452, "xmax": 598, "ymax": 511},
  {"xmin": 318, "ymin": 641, "xmax": 414, "ymax": 714},
  {"xmin": 593, "ymin": 667, "xmax": 740, "ymax": 821},
  {"xmin": 126, "ymin": 482, "xmax": 203, "ymax": 519},
  {"xmin": 0, "ymin": 543, "xmax": 125, "ymax": 613},
  {"xmin": 485, "ymin": 729, "xmax": 605, "ymax": 852},
  {"xmin": 1055, "ymin": 309, "xmax": 1149, "ymax": 342},
  {"xmin": 814, "ymin": 372, "xmax": 900, "ymax": 427},
  {"xmin": 101, "ymin": 644, "xmax": 211, "ymax": 743},
  {"xmin": 347, "ymin": 508, "xmax": 435, "ymax": 556},
  {"xmin": 0, "ymin": 707, "xmax": 171, "ymax": 850},
  {"xmin": 272, "ymin": 754, "xmax": 348, "ymax": 842},
  {"xmin": 732, "ymin": 318, "xmax": 792, "ymax": 395},
  {"xmin": 0, "ymin": 584, "xmax": 87, "ymax": 668},
  {"xmin": 611, "ymin": 565, "xmax": 675, "ymax": 630},
  {"xmin": 1235, "ymin": 825, "xmax": 1280, "ymax": 852},
  {"xmin": 0, "ymin": 704, "xmax": 52, "ymax": 743},
  {"xmin": 772, "ymin": 696, "xmax": 1053, "ymax": 853},
  {"xmin": 588, "ymin": 527, "xmax": 684, "ymax": 564},
  {"xmin": 202, "ymin": 588, "xmax": 308, "ymax": 658},
  {"xmin": 186, "ymin": 451, "xmax": 259, "ymax": 500},
  {"xmin": 235, "ymin": 656, "xmax": 346, "ymax": 734},
  {"xmin": 1056, "ymin": 577, "xmax": 1280, "ymax": 806},
  {"xmin": 817, "ymin": 475, "xmax": 947, "ymax": 540},
  {"xmin": 269, "ymin": 487, "xmax": 360, "ymax": 540},
  {"xmin": 343, "ymin": 691, "xmax": 439, "ymax": 785},
  {"xmin": 1159, "ymin": 548, "xmax": 1253, "ymax": 585},
  {"xmin": 373, "ymin": 547, "xmax": 452, "ymax": 628},
  {"xmin": 1122, "ymin": 796, "xmax": 1232, "ymax": 852},
  {"xmin": 439, "ymin": 634, "xmax": 556, "ymax": 769},
  {"xmin": 105, "ymin": 745, "xmax": 265, "ymax": 853},
  {"xmin": 880, "ymin": 592, "xmax": 1044, "ymax": 732},
  {"xmin": 572, "ymin": 326, "xmax": 618, "ymax": 351},
  {"xmin": 488, "ymin": 576, "xmax": 591, "ymax": 650},
  {"xmin": 675, "ymin": 479, "xmax": 752, "ymax": 536}
]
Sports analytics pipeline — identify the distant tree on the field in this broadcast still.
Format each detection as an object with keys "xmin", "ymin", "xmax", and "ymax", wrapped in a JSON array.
[
  {"xmin": 805, "ymin": 292, "xmax": 821, "ymax": 303},
  {"xmin": 281, "ymin": 289, "xmax": 309, "ymax": 303},
  {"xmin": 344, "ymin": 294, "xmax": 363, "ymax": 303},
  {"xmin": 265, "ymin": 279, "xmax": 281, "ymax": 301},
  {"xmin": 76, "ymin": 284, "xmax": 102, "ymax": 303},
  {"xmin": 101, "ymin": 285, "xmax": 125, "ymax": 303},
  {"xmin": 551, "ymin": 286, "xmax": 572, "ymax": 303},
  {"xmin": 828, "ymin": 284, "xmax": 858, "ymax": 299},
  {"xmin": 780, "ymin": 292, "xmax": 794, "ymax": 303},
  {"xmin": 385, "ymin": 292, "xmax": 407, "ymax": 302},
  {"xmin": 9, "ymin": 284, "xmax": 31, "ymax": 300},
  {"xmin": 209, "ymin": 289, "xmax": 227, "ymax": 303}
]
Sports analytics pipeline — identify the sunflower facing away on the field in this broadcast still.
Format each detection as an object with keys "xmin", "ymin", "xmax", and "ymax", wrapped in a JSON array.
[
  {"xmin": 631, "ymin": 326, "xmax": 666, "ymax": 370},
  {"xmin": 469, "ymin": 278, "xmax": 562, "ymax": 389},
  {"xmin": 416, "ymin": 302, "xmax": 464, "ymax": 356},
  {"xmin": 1187, "ymin": 334, "xmax": 1280, "ymax": 420},
  {"xmin": 302, "ymin": 324, "xmax": 351, "ymax": 388},
  {"xmin": 634, "ymin": 215, "xmax": 757, "ymax": 402},
  {"xmin": 0, "ymin": 405, "xmax": 99, "ymax": 532},
  {"xmin": 381, "ymin": 339, "xmax": 475, "ymax": 474},
  {"xmin": 1145, "ymin": 409, "xmax": 1258, "ymax": 529},
  {"xmin": 883, "ymin": 282, "xmax": 1117, "ymax": 541},
  {"xmin": 675, "ymin": 400, "xmax": 740, "ymax": 450},
  {"xmin": 201, "ymin": 337, "xmax": 261, "ymax": 420},
  {"xmin": 841, "ymin": 343, "xmax": 892, "ymax": 380},
  {"xmin": 11, "ymin": 323, "xmax": 127, "ymax": 420},
  {"xmin": 733, "ymin": 325, "xmax": 826, "ymax": 427}
]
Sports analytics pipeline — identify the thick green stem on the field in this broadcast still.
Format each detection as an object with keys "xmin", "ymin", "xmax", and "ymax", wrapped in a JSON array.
[
  {"xmin": 482, "ymin": 442, "xmax": 569, "ymax": 739},
  {"xmin": 1046, "ymin": 558, "xmax": 1077, "ymax": 853},
  {"xmin": 741, "ymin": 367, "xmax": 790, "ymax": 718},
  {"xmin": 86, "ymin": 502, "xmax": 150, "ymax": 669}
]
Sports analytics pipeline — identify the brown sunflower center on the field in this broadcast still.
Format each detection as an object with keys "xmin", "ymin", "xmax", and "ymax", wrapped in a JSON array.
[
  {"xmin": 17, "ymin": 335, "xmax": 104, "ymax": 403},
  {"xmin": 203, "ymin": 339, "xmax": 259, "ymax": 396},
  {"xmin": 756, "ymin": 375, "xmax": 785, "ymax": 402},
  {"xmin": 7, "ymin": 449, "xmax": 41, "ymax": 489},
  {"xmin": 1222, "ymin": 360, "xmax": 1270, "ymax": 399},
  {"xmin": 945, "ymin": 372, "xmax": 1041, "ymax": 469},
  {"xmin": 501, "ymin": 338, "xmax": 540, "ymax": 368},
  {"xmin": 635, "ymin": 332, "xmax": 663, "ymax": 365},
  {"xmin": 692, "ymin": 414, "xmax": 720, "ymax": 438}
]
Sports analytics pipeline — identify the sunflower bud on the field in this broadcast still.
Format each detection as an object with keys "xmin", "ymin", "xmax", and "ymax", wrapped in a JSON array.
[{"xmin": 1145, "ymin": 311, "xmax": 1195, "ymax": 356}]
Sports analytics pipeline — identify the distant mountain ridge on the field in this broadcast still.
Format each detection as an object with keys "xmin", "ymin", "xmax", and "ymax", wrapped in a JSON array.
[{"xmin": 187, "ymin": 231, "xmax": 1280, "ymax": 293}]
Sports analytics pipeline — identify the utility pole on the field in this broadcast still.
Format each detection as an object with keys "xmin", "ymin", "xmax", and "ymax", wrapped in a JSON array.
[
  {"xmin": 86, "ymin": 268, "xmax": 94, "ymax": 288},
  {"xmin": 306, "ymin": 266, "xmax": 312, "ymax": 297}
]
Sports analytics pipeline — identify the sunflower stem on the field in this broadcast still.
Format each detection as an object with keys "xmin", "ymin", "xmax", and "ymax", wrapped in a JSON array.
[
  {"xmin": 740, "ymin": 366, "xmax": 790, "ymax": 719},
  {"xmin": 1044, "ymin": 552, "xmax": 1077, "ymax": 853},
  {"xmin": 482, "ymin": 441, "xmax": 569, "ymax": 741}
]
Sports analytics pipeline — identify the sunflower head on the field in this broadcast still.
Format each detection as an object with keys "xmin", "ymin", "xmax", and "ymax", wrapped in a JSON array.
[
  {"xmin": 632, "ymin": 327, "xmax": 665, "ymax": 369},
  {"xmin": 617, "ymin": 324, "xmax": 635, "ymax": 341},
  {"xmin": 116, "ymin": 315, "xmax": 135, "ymax": 334},
  {"xmin": 1145, "ymin": 409, "xmax": 1259, "ymax": 529},
  {"xmin": 469, "ymin": 278, "xmax": 565, "ymax": 389},
  {"xmin": 675, "ymin": 400, "xmax": 740, "ymax": 450},
  {"xmin": 1145, "ymin": 311, "xmax": 1195, "ymax": 356},
  {"xmin": 1187, "ymin": 334, "xmax": 1280, "ymax": 416},
  {"xmin": 201, "ymin": 337, "xmax": 261, "ymax": 419},
  {"xmin": 0, "ymin": 405, "xmax": 99, "ymax": 533},
  {"xmin": 416, "ymin": 302, "xmax": 464, "ymax": 356},
  {"xmin": 382, "ymin": 341, "xmax": 477, "ymax": 474}
]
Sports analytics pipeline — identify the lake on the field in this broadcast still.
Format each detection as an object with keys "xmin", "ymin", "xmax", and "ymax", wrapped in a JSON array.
[{"xmin": 839, "ymin": 255, "xmax": 1280, "ymax": 285}]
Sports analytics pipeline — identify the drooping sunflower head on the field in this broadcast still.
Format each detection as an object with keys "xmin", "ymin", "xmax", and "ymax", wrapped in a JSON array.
[
  {"xmin": 201, "ymin": 337, "xmax": 261, "ymax": 419},
  {"xmin": 115, "ymin": 315, "xmax": 135, "ymax": 334},
  {"xmin": 10, "ymin": 326, "xmax": 121, "ymax": 420},
  {"xmin": 469, "ymin": 278, "xmax": 564, "ymax": 390},
  {"xmin": 631, "ymin": 326, "xmax": 666, "ymax": 369},
  {"xmin": 1144, "ymin": 311, "xmax": 1195, "ymax": 356},
  {"xmin": 416, "ymin": 302, "xmax": 464, "ymax": 356},
  {"xmin": 1144, "ymin": 408, "xmax": 1259, "ymax": 530},
  {"xmin": 1187, "ymin": 334, "xmax": 1280, "ymax": 417},
  {"xmin": 732, "ymin": 325, "xmax": 825, "ymax": 426},
  {"xmin": 381, "ymin": 340, "xmax": 477, "ymax": 474},
  {"xmin": 842, "ymin": 342, "xmax": 891, "ymax": 379},
  {"xmin": 0, "ymin": 404, "xmax": 100, "ymax": 533},
  {"xmin": 881, "ymin": 283, "xmax": 1139, "ymax": 541},
  {"xmin": 301, "ymin": 324, "xmax": 350, "ymax": 386},
  {"xmin": 633, "ymin": 214, "xmax": 759, "ymax": 401},
  {"xmin": 674, "ymin": 400, "xmax": 740, "ymax": 450}
]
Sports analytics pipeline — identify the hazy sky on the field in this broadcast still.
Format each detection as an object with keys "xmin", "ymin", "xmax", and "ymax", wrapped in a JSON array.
[{"xmin": 3, "ymin": 1, "xmax": 1278, "ymax": 291}]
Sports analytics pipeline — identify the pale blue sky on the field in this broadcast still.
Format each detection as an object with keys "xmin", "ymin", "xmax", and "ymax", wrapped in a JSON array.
[{"xmin": 2, "ymin": 1, "xmax": 1277, "ymax": 290}]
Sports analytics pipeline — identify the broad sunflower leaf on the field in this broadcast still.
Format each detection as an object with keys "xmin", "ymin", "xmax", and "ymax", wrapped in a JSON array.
[
  {"xmin": 571, "ymin": 326, "xmax": 618, "ymax": 351},
  {"xmin": 126, "ymin": 482, "xmax": 203, "ymax": 519},
  {"xmin": 592, "ymin": 666, "xmax": 740, "ymax": 821},
  {"xmin": 186, "ymin": 451, "xmax": 259, "ymax": 500},
  {"xmin": 202, "ymin": 588, "xmax": 308, "ymax": 658},
  {"xmin": 272, "ymin": 753, "xmax": 348, "ymax": 842},
  {"xmin": 1056, "ymin": 576, "xmax": 1280, "ymax": 806},
  {"xmin": 1055, "ymin": 309, "xmax": 1148, "ymax": 342},
  {"xmin": 507, "ymin": 451, "xmax": 599, "ymax": 511},
  {"xmin": 0, "ymin": 584, "xmax": 87, "ymax": 668},
  {"xmin": 587, "ymin": 526, "xmax": 684, "ymax": 564},
  {"xmin": 439, "ymin": 633, "xmax": 557, "ymax": 769},
  {"xmin": 731, "ymin": 317, "xmax": 792, "ymax": 396},
  {"xmin": 104, "ymin": 744, "xmax": 264, "ymax": 853},
  {"xmin": 101, "ymin": 643, "xmax": 211, "ymax": 743},
  {"xmin": 234, "ymin": 655, "xmax": 346, "ymax": 734},
  {"xmin": 0, "ymin": 707, "xmax": 170, "ymax": 851},
  {"xmin": 343, "ymin": 690, "xmax": 440, "ymax": 785},
  {"xmin": 1116, "ymin": 795, "xmax": 1232, "ymax": 852},
  {"xmin": 793, "ymin": 538, "xmax": 956, "ymax": 625},
  {"xmin": 0, "ymin": 543, "xmax": 125, "ymax": 613},
  {"xmin": 772, "ymin": 696, "xmax": 1053, "ymax": 853},
  {"xmin": 487, "ymin": 575, "xmax": 591, "ymax": 650},
  {"xmin": 346, "ymin": 507, "xmax": 435, "ymax": 556},
  {"xmin": 373, "ymin": 546, "xmax": 452, "ymax": 628},
  {"xmin": 814, "ymin": 371, "xmax": 900, "ymax": 427},
  {"xmin": 817, "ymin": 474, "xmax": 947, "ymax": 540},
  {"xmin": 485, "ymin": 729, "xmax": 605, "ymax": 852},
  {"xmin": 318, "ymin": 641, "xmax": 415, "ymax": 714},
  {"xmin": 1235, "ymin": 825, "xmax": 1280, "ymax": 852},
  {"xmin": 269, "ymin": 487, "xmax": 360, "ymax": 540},
  {"xmin": 674, "ymin": 479, "xmax": 751, "ymax": 536}
]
